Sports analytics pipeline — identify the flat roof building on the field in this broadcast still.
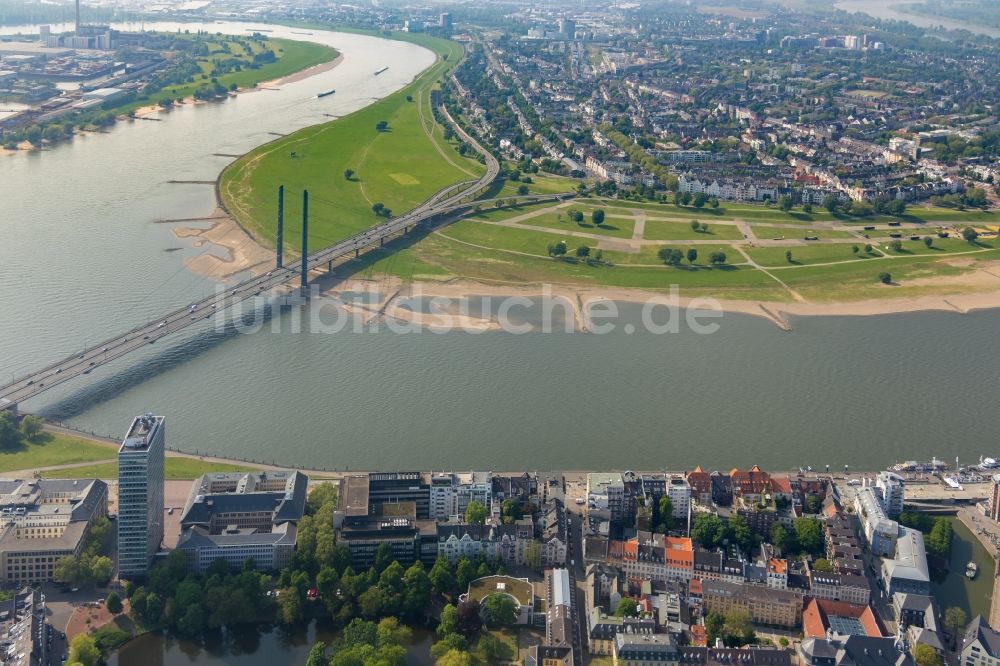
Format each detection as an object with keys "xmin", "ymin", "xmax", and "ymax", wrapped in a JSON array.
[
  {"xmin": 0, "ymin": 477, "xmax": 107, "ymax": 585},
  {"xmin": 117, "ymin": 413, "xmax": 164, "ymax": 579},
  {"xmin": 176, "ymin": 471, "xmax": 307, "ymax": 574}
]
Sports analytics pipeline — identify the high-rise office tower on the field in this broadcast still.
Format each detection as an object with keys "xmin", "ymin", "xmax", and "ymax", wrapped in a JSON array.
[{"xmin": 117, "ymin": 413, "xmax": 165, "ymax": 579}]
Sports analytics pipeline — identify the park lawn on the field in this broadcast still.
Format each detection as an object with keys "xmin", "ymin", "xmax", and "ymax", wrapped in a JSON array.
[
  {"xmin": 749, "ymin": 244, "xmax": 880, "ymax": 267},
  {"xmin": 0, "ymin": 432, "xmax": 115, "ymax": 473},
  {"xmin": 749, "ymin": 225, "xmax": 861, "ymax": 240},
  {"xmin": 40, "ymin": 458, "xmax": 259, "ymax": 480},
  {"xmin": 778, "ymin": 254, "xmax": 977, "ymax": 302},
  {"xmin": 517, "ymin": 211, "xmax": 635, "ymax": 239},
  {"xmin": 418, "ymin": 231, "xmax": 788, "ymax": 297},
  {"xmin": 113, "ymin": 38, "xmax": 336, "ymax": 116},
  {"xmin": 220, "ymin": 33, "xmax": 473, "ymax": 253},
  {"xmin": 603, "ymin": 243, "xmax": 744, "ymax": 266},
  {"xmin": 899, "ymin": 208, "xmax": 1000, "ymax": 225},
  {"xmin": 466, "ymin": 202, "xmax": 564, "ymax": 224},
  {"xmin": 496, "ymin": 175, "xmax": 580, "ymax": 198},
  {"xmin": 643, "ymin": 220, "xmax": 743, "ymax": 241},
  {"xmin": 875, "ymin": 237, "xmax": 995, "ymax": 256},
  {"xmin": 440, "ymin": 220, "xmax": 571, "ymax": 256}
]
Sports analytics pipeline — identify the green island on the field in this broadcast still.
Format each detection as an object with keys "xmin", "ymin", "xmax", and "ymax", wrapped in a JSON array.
[{"xmin": 217, "ymin": 31, "xmax": 1000, "ymax": 307}]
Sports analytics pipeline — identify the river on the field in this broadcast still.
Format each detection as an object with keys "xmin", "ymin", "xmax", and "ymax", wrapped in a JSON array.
[
  {"xmin": 2, "ymin": 21, "xmax": 1000, "ymax": 474},
  {"xmin": 833, "ymin": 0, "xmax": 1000, "ymax": 38}
]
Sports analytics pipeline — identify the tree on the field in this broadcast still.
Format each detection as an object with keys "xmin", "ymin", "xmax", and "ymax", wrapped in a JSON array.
[
  {"xmin": 19, "ymin": 415, "xmax": 43, "ymax": 442},
  {"xmin": 962, "ymin": 227, "xmax": 980, "ymax": 243},
  {"xmin": 91, "ymin": 556, "xmax": 113, "ymax": 585},
  {"xmin": 770, "ymin": 524, "xmax": 796, "ymax": 555},
  {"xmin": 693, "ymin": 192, "xmax": 709, "ymax": 208},
  {"xmin": 779, "ymin": 196, "xmax": 794, "ymax": 212},
  {"xmin": 795, "ymin": 518, "xmax": 824, "ymax": 556},
  {"xmin": 803, "ymin": 203, "xmax": 813, "ymax": 214},
  {"xmin": 823, "ymin": 196, "xmax": 839, "ymax": 213},
  {"xmin": 435, "ymin": 649, "xmax": 474, "ymax": 666},
  {"xmin": 913, "ymin": 643, "xmax": 943, "ymax": 666},
  {"xmin": 456, "ymin": 599, "xmax": 481, "ymax": 633},
  {"xmin": 372, "ymin": 202, "xmax": 385, "ymax": 216},
  {"xmin": 785, "ymin": 250, "xmax": 794, "ymax": 263},
  {"xmin": 68, "ymin": 634, "xmax": 100, "ymax": 666},
  {"xmin": 864, "ymin": 243, "xmax": 873, "ymax": 254},
  {"xmin": 439, "ymin": 603, "xmax": 459, "ymax": 636},
  {"xmin": 691, "ymin": 513, "xmax": 728, "ymax": 549},
  {"xmin": 465, "ymin": 500, "xmax": 487, "ymax": 525},
  {"xmin": 690, "ymin": 219, "xmax": 700, "ymax": 232},
  {"xmin": 709, "ymin": 251, "xmax": 727, "ymax": 265},
  {"xmin": 482, "ymin": 593, "xmax": 517, "ymax": 627},
  {"xmin": 657, "ymin": 495, "xmax": 674, "ymax": 533},
  {"xmin": 547, "ymin": 241, "xmax": 568, "ymax": 258},
  {"xmin": 177, "ymin": 603, "xmax": 207, "ymax": 635},
  {"xmin": 105, "ymin": 591, "xmax": 123, "ymax": 615},
  {"xmin": 456, "ymin": 557, "xmax": 476, "ymax": 592},
  {"xmin": 307, "ymin": 642, "xmax": 328, "ymax": 666},
  {"xmin": 615, "ymin": 597, "xmax": 639, "ymax": 617},
  {"xmin": 687, "ymin": 248, "xmax": 698, "ymax": 264},
  {"xmin": 575, "ymin": 245, "xmax": 591, "ymax": 259},
  {"xmin": 517, "ymin": 184, "xmax": 529, "ymax": 196},
  {"xmin": 945, "ymin": 606, "xmax": 968, "ymax": 642},
  {"xmin": 728, "ymin": 514, "xmax": 754, "ymax": 550},
  {"xmin": 344, "ymin": 168, "xmax": 354, "ymax": 180},
  {"xmin": 430, "ymin": 553, "xmax": 455, "ymax": 594},
  {"xmin": 571, "ymin": 210, "xmax": 584, "ymax": 223},
  {"xmin": 924, "ymin": 236, "xmax": 934, "ymax": 248},
  {"xmin": 592, "ymin": 209, "xmax": 606, "ymax": 226},
  {"xmin": 376, "ymin": 120, "xmax": 389, "ymax": 131},
  {"xmin": 0, "ymin": 412, "xmax": 24, "ymax": 450},
  {"xmin": 402, "ymin": 561, "xmax": 432, "ymax": 619},
  {"xmin": 852, "ymin": 245, "xmax": 860, "ymax": 254},
  {"xmin": 879, "ymin": 272, "xmax": 892, "ymax": 284},
  {"xmin": 25, "ymin": 125, "xmax": 42, "ymax": 146},
  {"xmin": 890, "ymin": 239, "xmax": 903, "ymax": 252},
  {"xmin": 812, "ymin": 558, "xmax": 835, "ymax": 573},
  {"xmin": 500, "ymin": 499, "xmax": 522, "ymax": 523}
]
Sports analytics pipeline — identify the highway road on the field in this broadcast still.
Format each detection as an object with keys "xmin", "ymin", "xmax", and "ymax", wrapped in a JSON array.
[{"xmin": 0, "ymin": 106, "xmax": 501, "ymax": 408}]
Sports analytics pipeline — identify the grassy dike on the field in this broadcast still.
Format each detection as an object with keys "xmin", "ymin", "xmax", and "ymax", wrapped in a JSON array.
[{"xmin": 219, "ymin": 31, "xmax": 485, "ymax": 252}]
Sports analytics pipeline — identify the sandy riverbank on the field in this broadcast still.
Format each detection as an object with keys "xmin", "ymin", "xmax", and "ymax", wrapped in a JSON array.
[{"xmin": 174, "ymin": 211, "xmax": 274, "ymax": 279}]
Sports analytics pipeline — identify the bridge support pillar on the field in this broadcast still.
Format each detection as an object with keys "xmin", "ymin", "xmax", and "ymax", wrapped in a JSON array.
[
  {"xmin": 300, "ymin": 189, "xmax": 309, "ymax": 293},
  {"xmin": 276, "ymin": 185, "xmax": 284, "ymax": 269},
  {"xmin": 380, "ymin": 237, "xmax": 384, "ymax": 247},
  {"xmin": 328, "ymin": 260, "xmax": 333, "ymax": 273},
  {"xmin": 355, "ymin": 248, "xmax": 359, "ymax": 258}
]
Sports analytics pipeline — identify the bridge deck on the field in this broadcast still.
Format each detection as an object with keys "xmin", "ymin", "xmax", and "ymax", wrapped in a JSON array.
[{"xmin": 0, "ymin": 106, "xmax": 504, "ymax": 407}]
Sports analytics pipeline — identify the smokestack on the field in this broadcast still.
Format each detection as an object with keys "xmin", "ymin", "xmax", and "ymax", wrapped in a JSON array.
[{"xmin": 75, "ymin": 0, "xmax": 81, "ymax": 34}]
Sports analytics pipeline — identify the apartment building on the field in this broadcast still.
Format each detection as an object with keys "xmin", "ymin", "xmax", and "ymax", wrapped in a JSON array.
[{"xmin": 702, "ymin": 579, "xmax": 802, "ymax": 628}]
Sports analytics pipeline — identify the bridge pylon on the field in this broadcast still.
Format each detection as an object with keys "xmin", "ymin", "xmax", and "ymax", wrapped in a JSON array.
[
  {"xmin": 300, "ymin": 189, "xmax": 309, "ymax": 293},
  {"xmin": 276, "ymin": 185, "xmax": 284, "ymax": 269}
]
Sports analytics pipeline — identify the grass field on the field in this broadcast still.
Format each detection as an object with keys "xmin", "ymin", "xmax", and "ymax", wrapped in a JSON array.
[
  {"xmin": 220, "ymin": 32, "xmax": 482, "ymax": 253},
  {"xmin": 515, "ymin": 212, "xmax": 636, "ymax": 239},
  {"xmin": 39, "ymin": 458, "xmax": 259, "ymax": 480},
  {"xmin": 0, "ymin": 432, "xmax": 114, "ymax": 473},
  {"xmin": 644, "ymin": 220, "xmax": 744, "ymax": 241},
  {"xmin": 104, "ymin": 37, "xmax": 336, "ymax": 119}
]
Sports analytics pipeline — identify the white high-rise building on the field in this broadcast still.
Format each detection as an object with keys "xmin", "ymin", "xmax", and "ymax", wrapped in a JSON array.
[
  {"xmin": 667, "ymin": 476, "xmax": 691, "ymax": 522},
  {"xmin": 429, "ymin": 472, "xmax": 492, "ymax": 520},
  {"xmin": 117, "ymin": 413, "xmax": 165, "ymax": 579},
  {"xmin": 876, "ymin": 471, "xmax": 905, "ymax": 517}
]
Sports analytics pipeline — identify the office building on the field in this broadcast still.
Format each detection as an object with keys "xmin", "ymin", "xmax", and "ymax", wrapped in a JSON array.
[
  {"xmin": 117, "ymin": 413, "xmax": 165, "ymax": 579},
  {"xmin": 0, "ymin": 478, "xmax": 107, "ymax": 584},
  {"xmin": 558, "ymin": 18, "xmax": 576, "ymax": 40},
  {"xmin": 176, "ymin": 471, "xmax": 307, "ymax": 573},
  {"xmin": 439, "ymin": 13, "xmax": 452, "ymax": 31}
]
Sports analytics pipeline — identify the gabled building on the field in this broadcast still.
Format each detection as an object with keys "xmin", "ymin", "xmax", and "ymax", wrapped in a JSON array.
[
  {"xmin": 799, "ymin": 636, "xmax": 912, "ymax": 666},
  {"xmin": 961, "ymin": 616, "xmax": 1000, "ymax": 666}
]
